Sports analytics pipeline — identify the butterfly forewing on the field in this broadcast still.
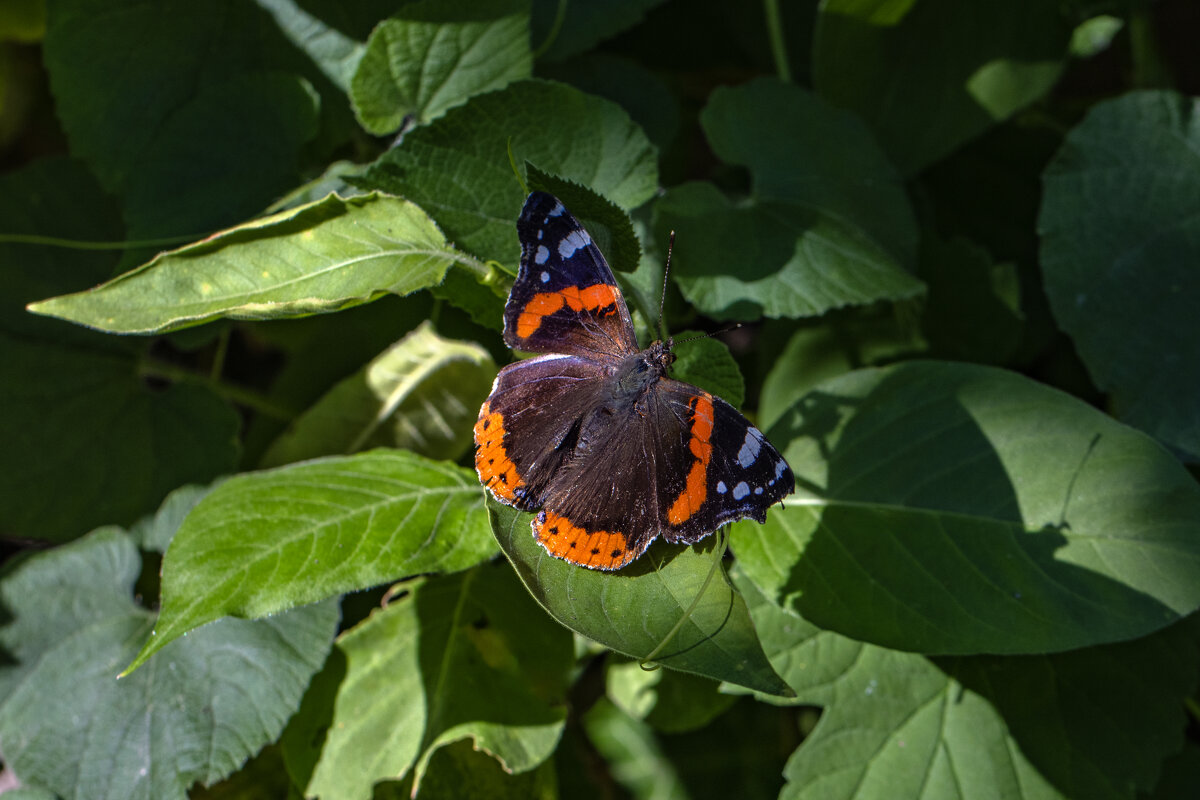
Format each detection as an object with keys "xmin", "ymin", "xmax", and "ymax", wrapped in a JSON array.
[{"xmin": 504, "ymin": 192, "xmax": 638, "ymax": 361}]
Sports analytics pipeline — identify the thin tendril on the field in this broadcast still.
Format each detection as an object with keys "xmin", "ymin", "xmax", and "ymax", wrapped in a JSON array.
[{"xmin": 640, "ymin": 527, "xmax": 729, "ymax": 670}]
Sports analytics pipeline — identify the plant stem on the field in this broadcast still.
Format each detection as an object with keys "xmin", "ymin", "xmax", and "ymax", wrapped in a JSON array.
[
  {"xmin": 139, "ymin": 357, "xmax": 297, "ymax": 421},
  {"xmin": 764, "ymin": 0, "xmax": 792, "ymax": 83}
]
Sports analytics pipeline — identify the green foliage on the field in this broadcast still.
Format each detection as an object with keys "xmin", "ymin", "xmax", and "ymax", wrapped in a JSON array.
[{"xmin": 2, "ymin": 1, "xmax": 1199, "ymax": 798}]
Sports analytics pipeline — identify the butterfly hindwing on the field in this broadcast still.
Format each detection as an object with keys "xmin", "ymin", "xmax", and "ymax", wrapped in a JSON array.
[{"xmin": 504, "ymin": 191, "xmax": 638, "ymax": 361}]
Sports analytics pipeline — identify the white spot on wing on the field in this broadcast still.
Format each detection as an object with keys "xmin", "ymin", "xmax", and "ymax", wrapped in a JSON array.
[
  {"xmin": 733, "ymin": 481, "xmax": 750, "ymax": 500},
  {"xmin": 540, "ymin": 271, "xmax": 550, "ymax": 283},
  {"xmin": 737, "ymin": 428, "xmax": 763, "ymax": 468},
  {"xmin": 774, "ymin": 460, "xmax": 788, "ymax": 478},
  {"xmin": 754, "ymin": 487, "xmax": 763, "ymax": 495},
  {"xmin": 558, "ymin": 229, "xmax": 591, "ymax": 259},
  {"xmin": 716, "ymin": 481, "xmax": 727, "ymax": 494},
  {"xmin": 547, "ymin": 203, "xmax": 565, "ymax": 218},
  {"xmin": 535, "ymin": 245, "xmax": 550, "ymax": 265}
]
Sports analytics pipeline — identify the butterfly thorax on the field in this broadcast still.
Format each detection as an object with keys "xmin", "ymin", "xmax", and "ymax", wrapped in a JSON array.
[{"xmin": 610, "ymin": 339, "xmax": 675, "ymax": 403}]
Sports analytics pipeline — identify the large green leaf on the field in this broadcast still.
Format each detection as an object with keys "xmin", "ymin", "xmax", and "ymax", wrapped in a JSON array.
[
  {"xmin": 814, "ymin": 0, "xmax": 1071, "ymax": 175},
  {"xmin": 29, "ymin": 193, "xmax": 471, "ymax": 334},
  {"xmin": 739, "ymin": 574, "xmax": 1197, "ymax": 800},
  {"xmin": 0, "ymin": 527, "xmax": 339, "ymax": 800},
  {"xmin": 1039, "ymin": 90, "xmax": 1200, "ymax": 460},
  {"xmin": 261, "ymin": 321, "xmax": 496, "ymax": 467},
  {"xmin": 128, "ymin": 450, "xmax": 497, "ymax": 672},
  {"xmin": 351, "ymin": 0, "xmax": 532, "ymax": 133},
  {"xmin": 732, "ymin": 361, "xmax": 1200, "ymax": 654},
  {"xmin": 491, "ymin": 500, "xmax": 791, "ymax": 696},
  {"xmin": 282, "ymin": 562, "xmax": 572, "ymax": 799},
  {"xmin": 357, "ymin": 78, "xmax": 658, "ymax": 266},
  {"xmin": 656, "ymin": 78, "xmax": 923, "ymax": 321}
]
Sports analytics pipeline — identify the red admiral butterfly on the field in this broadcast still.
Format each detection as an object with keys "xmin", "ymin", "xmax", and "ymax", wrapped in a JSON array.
[{"xmin": 475, "ymin": 192, "xmax": 794, "ymax": 570}]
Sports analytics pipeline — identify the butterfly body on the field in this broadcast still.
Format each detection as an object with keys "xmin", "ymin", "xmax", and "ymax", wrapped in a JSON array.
[{"xmin": 475, "ymin": 192, "xmax": 794, "ymax": 570}]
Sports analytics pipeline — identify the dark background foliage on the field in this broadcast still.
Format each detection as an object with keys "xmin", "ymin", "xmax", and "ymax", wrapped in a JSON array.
[{"xmin": 1, "ymin": 0, "xmax": 1199, "ymax": 798}]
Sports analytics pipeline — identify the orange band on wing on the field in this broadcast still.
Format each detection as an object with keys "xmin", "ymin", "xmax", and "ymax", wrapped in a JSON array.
[
  {"xmin": 667, "ymin": 393, "xmax": 715, "ymax": 526},
  {"xmin": 533, "ymin": 510, "xmax": 631, "ymax": 570},
  {"xmin": 515, "ymin": 283, "xmax": 620, "ymax": 338},
  {"xmin": 474, "ymin": 401, "xmax": 524, "ymax": 502}
]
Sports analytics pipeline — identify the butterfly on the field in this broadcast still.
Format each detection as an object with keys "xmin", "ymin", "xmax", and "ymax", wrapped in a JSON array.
[{"xmin": 474, "ymin": 191, "xmax": 794, "ymax": 570}]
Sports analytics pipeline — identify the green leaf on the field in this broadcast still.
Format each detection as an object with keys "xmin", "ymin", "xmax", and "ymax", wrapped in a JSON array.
[
  {"xmin": 357, "ymin": 78, "xmax": 658, "ymax": 266},
  {"xmin": 128, "ymin": 450, "xmax": 497, "ymax": 672},
  {"xmin": 526, "ymin": 164, "xmax": 642, "ymax": 273},
  {"xmin": 541, "ymin": 53, "xmax": 680, "ymax": 149},
  {"xmin": 44, "ymin": 1, "xmax": 325, "ymax": 256},
  {"xmin": 490, "ymin": 499, "xmax": 792, "ymax": 696},
  {"xmin": 351, "ymin": 0, "xmax": 532, "ymax": 133},
  {"xmin": 758, "ymin": 312, "xmax": 926, "ymax": 430},
  {"xmin": 386, "ymin": 738, "xmax": 558, "ymax": 799},
  {"xmin": 0, "ymin": 333, "xmax": 240, "ymax": 541},
  {"xmin": 28, "ymin": 193, "xmax": 469, "ymax": 335},
  {"xmin": 670, "ymin": 329, "xmax": 745, "ymax": 410},
  {"xmin": 283, "ymin": 562, "xmax": 572, "ymax": 799},
  {"xmin": 733, "ymin": 361, "xmax": 1200, "ymax": 655},
  {"xmin": 261, "ymin": 321, "xmax": 496, "ymax": 467},
  {"xmin": 256, "ymin": 0, "xmax": 367, "ymax": 91},
  {"xmin": 128, "ymin": 483, "xmax": 215, "ymax": 553},
  {"xmin": 739, "ymin": 574, "xmax": 1198, "ymax": 800},
  {"xmin": 1039, "ymin": 90, "xmax": 1200, "ymax": 460},
  {"xmin": 657, "ymin": 79, "xmax": 923, "ymax": 320},
  {"xmin": 606, "ymin": 660, "xmax": 737, "ymax": 734},
  {"xmin": 814, "ymin": 0, "xmax": 1071, "ymax": 175},
  {"xmin": 0, "ymin": 527, "xmax": 339, "ymax": 800},
  {"xmin": 580, "ymin": 698, "xmax": 689, "ymax": 799}
]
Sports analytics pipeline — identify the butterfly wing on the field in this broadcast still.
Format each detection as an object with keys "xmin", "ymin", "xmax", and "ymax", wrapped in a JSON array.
[
  {"xmin": 474, "ymin": 352, "xmax": 613, "ymax": 512},
  {"xmin": 524, "ymin": 378, "xmax": 795, "ymax": 570},
  {"xmin": 504, "ymin": 192, "xmax": 639, "ymax": 361},
  {"xmin": 652, "ymin": 379, "xmax": 795, "ymax": 545}
]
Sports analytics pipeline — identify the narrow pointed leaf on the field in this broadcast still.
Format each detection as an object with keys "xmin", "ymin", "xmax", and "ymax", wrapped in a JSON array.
[
  {"xmin": 127, "ymin": 450, "xmax": 496, "ymax": 672},
  {"xmin": 28, "ymin": 192, "xmax": 471, "ymax": 334}
]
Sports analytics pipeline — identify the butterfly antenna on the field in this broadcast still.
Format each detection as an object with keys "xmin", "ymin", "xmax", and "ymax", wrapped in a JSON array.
[
  {"xmin": 672, "ymin": 322, "xmax": 744, "ymax": 346},
  {"xmin": 657, "ymin": 230, "xmax": 675, "ymax": 342}
]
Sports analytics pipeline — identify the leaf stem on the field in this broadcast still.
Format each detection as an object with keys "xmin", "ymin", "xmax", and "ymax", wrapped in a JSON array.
[
  {"xmin": 0, "ymin": 232, "xmax": 198, "ymax": 250},
  {"xmin": 1128, "ymin": 0, "xmax": 1173, "ymax": 89},
  {"xmin": 139, "ymin": 357, "xmax": 297, "ymax": 421},
  {"xmin": 533, "ymin": 0, "xmax": 568, "ymax": 60},
  {"xmin": 764, "ymin": 0, "xmax": 792, "ymax": 83}
]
